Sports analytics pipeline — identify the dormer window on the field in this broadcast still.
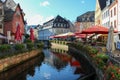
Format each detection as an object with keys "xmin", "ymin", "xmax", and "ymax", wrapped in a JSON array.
[
  {"xmin": 61, "ymin": 24, "xmax": 63, "ymax": 27},
  {"xmin": 106, "ymin": 0, "xmax": 110, "ymax": 6},
  {"xmin": 82, "ymin": 18, "xmax": 85, "ymax": 21},
  {"xmin": 87, "ymin": 18, "xmax": 89, "ymax": 21}
]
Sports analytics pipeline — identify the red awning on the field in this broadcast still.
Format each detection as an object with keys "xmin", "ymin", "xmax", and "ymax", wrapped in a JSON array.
[{"xmin": 81, "ymin": 25, "xmax": 109, "ymax": 34}]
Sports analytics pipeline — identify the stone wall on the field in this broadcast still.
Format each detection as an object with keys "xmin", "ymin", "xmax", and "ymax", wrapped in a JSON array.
[
  {"xmin": 69, "ymin": 47, "xmax": 104, "ymax": 80},
  {"xmin": 0, "ymin": 49, "xmax": 42, "ymax": 72}
]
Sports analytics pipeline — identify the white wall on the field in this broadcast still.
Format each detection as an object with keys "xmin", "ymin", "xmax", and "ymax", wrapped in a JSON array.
[
  {"xmin": 109, "ymin": 4, "xmax": 117, "ymax": 31},
  {"xmin": 102, "ymin": 7, "xmax": 110, "ymax": 28}
]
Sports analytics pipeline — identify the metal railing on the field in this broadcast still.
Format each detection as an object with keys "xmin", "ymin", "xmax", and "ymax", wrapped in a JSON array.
[{"xmin": 106, "ymin": 52, "xmax": 120, "ymax": 67}]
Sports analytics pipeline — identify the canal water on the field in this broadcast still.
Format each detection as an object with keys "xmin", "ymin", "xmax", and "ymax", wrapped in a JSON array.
[{"xmin": 0, "ymin": 48, "xmax": 85, "ymax": 80}]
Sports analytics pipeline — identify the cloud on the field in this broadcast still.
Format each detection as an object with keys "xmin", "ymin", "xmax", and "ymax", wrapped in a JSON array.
[
  {"xmin": 27, "ymin": 15, "xmax": 44, "ymax": 25},
  {"xmin": 81, "ymin": 0, "xmax": 85, "ymax": 4},
  {"xmin": 45, "ymin": 16, "xmax": 54, "ymax": 22},
  {"xmin": 40, "ymin": 1, "xmax": 50, "ymax": 7},
  {"xmin": 26, "ymin": 14, "xmax": 54, "ymax": 25}
]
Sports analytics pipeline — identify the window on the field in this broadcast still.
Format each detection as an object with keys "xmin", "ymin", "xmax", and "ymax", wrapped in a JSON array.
[
  {"xmin": 114, "ymin": 7, "xmax": 116, "ymax": 16},
  {"xmin": 114, "ymin": 20, "xmax": 116, "ymax": 28},
  {"xmin": 118, "ymin": 34, "xmax": 120, "ymax": 40},
  {"xmin": 64, "ymin": 24, "xmax": 66, "ymax": 27},
  {"xmin": 87, "ymin": 18, "xmax": 89, "ymax": 21},
  {"xmin": 0, "ymin": 9, "xmax": 2, "ymax": 15},
  {"xmin": 98, "ymin": 20, "xmax": 100, "ymax": 24},
  {"xmin": 111, "ymin": 10, "xmax": 112, "ymax": 17},
  {"xmin": 54, "ymin": 23, "xmax": 56, "ymax": 27},
  {"xmin": 82, "ymin": 18, "xmax": 85, "ymax": 21},
  {"xmin": 58, "ymin": 23, "xmax": 60, "ymax": 27},
  {"xmin": 61, "ymin": 24, "xmax": 63, "ymax": 27},
  {"xmin": 67, "ymin": 24, "xmax": 69, "ymax": 27},
  {"xmin": 111, "ymin": 22, "xmax": 113, "ymax": 26},
  {"xmin": 0, "ymin": 24, "xmax": 2, "ymax": 28}
]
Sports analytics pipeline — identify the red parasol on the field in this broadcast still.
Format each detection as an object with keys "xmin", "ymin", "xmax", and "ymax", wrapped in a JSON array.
[
  {"xmin": 30, "ymin": 28, "xmax": 34, "ymax": 42},
  {"xmin": 15, "ymin": 24, "xmax": 22, "ymax": 41}
]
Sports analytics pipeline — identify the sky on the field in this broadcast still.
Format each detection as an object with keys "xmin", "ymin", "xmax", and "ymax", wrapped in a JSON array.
[{"xmin": 14, "ymin": 0, "xmax": 96, "ymax": 25}]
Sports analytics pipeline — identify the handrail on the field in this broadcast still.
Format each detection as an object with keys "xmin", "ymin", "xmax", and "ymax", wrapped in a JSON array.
[{"xmin": 106, "ymin": 52, "xmax": 120, "ymax": 66}]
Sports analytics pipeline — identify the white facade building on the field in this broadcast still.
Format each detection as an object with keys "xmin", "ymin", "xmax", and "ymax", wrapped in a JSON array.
[
  {"xmin": 38, "ymin": 15, "xmax": 73, "ymax": 40},
  {"xmin": 102, "ymin": 7, "xmax": 110, "ymax": 28},
  {"xmin": 109, "ymin": 0, "xmax": 120, "ymax": 48}
]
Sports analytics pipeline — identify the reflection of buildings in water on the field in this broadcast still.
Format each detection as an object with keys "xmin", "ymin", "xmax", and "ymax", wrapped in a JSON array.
[
  {"xmin": 74, "ymin": 67, "xmax": 84, "ymax": 75},
  {"xmin": 43, "ymin": 49, "xmax": 68, "ymax": 71},
  {"xmin": 0, "ymin": 53, "xmax": 44, "ymax": 80},
  {"xmin": 43, "ymin": 48, "xmax": 85, "ymax": 78},
  {"xmin": 51, "ymin": 48, "xmax": 68, "ymax": 54},
  {"xmin": 43, "ymin": 49, "xmax": 54, "ymax": 66},
  {"xmin": 53, "ymin": 56, "xmax": 68, "ymax": 71}
]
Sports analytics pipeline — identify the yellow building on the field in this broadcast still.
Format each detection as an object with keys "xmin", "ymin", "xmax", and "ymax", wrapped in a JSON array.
[{"xmin": 95, "ymin": 0, "xmax": 106, "ymax": 25}]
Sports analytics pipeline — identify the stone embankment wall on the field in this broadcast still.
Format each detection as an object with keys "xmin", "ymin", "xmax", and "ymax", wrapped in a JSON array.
[
  {"xmin": 0, "ymin": 49, "xmax": 42, "ymax": 72},
  {"xmin": 69, "ymin": 47, "xmax": 104, "ymax": 80}
]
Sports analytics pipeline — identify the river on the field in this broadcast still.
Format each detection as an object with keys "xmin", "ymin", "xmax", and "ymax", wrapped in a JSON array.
[{"xmin": 0, "ymin": 48, "xmax": 86, "ymax": 80}]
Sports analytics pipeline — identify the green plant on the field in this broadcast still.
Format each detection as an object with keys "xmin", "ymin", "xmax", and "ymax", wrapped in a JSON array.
[
  {"xmin": 27, "ymin": 43, "xmax": 34, "ymax": 50},
  {"xmin": 106, "ymin": 65, "xmax": 120, "ymax": 80},
  {"xmin": 36, "ymin": 42, "xmax": 44, "ymax": 48},
  {"xmin": 14, "ymin": 44, "xmax": 25, "ymax": 51},
  {"xmin": 0, "ymin": 44, "xmax": 11, "ymax": 52},
  {"xmin": 25, "ymin": 39, "xmax": 32, "ymax": 43},
  {"xmin": 96, "ymin": 53, "xmax": 108, "ymax": 63}
]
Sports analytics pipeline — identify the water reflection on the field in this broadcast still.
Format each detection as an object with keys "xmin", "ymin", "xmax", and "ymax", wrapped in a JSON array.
[
  {"xmin": 0, "ymin": 53, "xmax": 44, "ymax": 80},
  {"xmin": 0, "ymin": 48, "xmax": 85, "ymax": 80}
]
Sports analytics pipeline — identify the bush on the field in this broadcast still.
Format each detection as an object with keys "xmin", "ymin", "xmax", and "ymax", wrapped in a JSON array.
[
  {"xmin": 96, "ymin": 53, "xmax": 108, "ymax": 61},
  {"xmin": 36, "ymin": 42, "xmax": 44, "ymax": 48},
  {"xmin": 14, "ymin": 44, "xmax": 25, "ymax": 51},
  {"xmin": 0, "ymin": 44, "xmax": 11, "ymax": 52},
  {"xmin": 106, "ymin": 65, "xmax": 120, "ymax": 80},
  {"xmin": 24, "ymin": 39, "xmax": 32, "ymax": 43},
  {"xmin": 27, "ymin": 43, "xmax": 34, "ymax": 50}
]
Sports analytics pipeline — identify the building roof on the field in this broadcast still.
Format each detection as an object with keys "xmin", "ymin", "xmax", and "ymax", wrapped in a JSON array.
[
  {"xmin": 98, "ymin": 0, "xmax": 107, "ymax": 10},
  {"xmin": 0, "ymin": 0, "xmax": 2, "ymax": 3},
  {"xmin": 4, "ymin": 3, "xmax": 25, "ymax": 23},
  {"xmin": 4, "ymin": 9, "xmax": 14, "ymax": 21},
  {"xmin": 43, "ymin": 18, "xmax": 55, "ymax": 25},
  {"xmin": 43, "ymin": 15, "xmax": 68, "ymax": 25},
  {"xmin": 76, "ymin": 11, "xmax": 95, "ymax": 22}
]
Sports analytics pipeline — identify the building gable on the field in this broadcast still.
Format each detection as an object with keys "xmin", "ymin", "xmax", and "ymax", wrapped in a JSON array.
[
  {"xmin": 12, "ymin": 4, "xmax": 25, "ymax": 34},
  {"xmin": 4, "ymin": 4, "xmax": 24, "ymax": 23},
  {"xmin": 53, "ymin": 15, "xmax": 69, "ymax": 28},
  {"xmin": 76, "ymin": 11, "xmax": 95, "ymax": 22},
  {"xmin": 43, "ymin": 15, "xmax": 70, "ymax": 29}
]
